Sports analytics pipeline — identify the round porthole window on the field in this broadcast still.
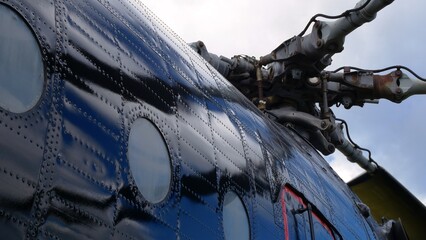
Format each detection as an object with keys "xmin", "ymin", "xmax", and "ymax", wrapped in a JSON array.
[
  {"xmin": 128, "ymin": 118, "xmax": 172, "ymax": 204},
  {"xmin": 223, "ymin": 191, "xmax": 250, "ymax": 240},
  {"xmin": 0, "ymin": 4, "xmax": 44, "ymax": 113}
]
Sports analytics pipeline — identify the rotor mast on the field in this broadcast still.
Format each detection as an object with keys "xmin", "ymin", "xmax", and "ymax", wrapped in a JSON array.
[{"xmin": 189, "ymin": 0, "xmax": 426, "ymax": 174}]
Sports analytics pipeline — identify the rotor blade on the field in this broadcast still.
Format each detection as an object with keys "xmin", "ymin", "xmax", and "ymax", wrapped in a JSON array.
[{"xmin": 348, "ymin": 166, "xmax": 426, "ymax": 239}]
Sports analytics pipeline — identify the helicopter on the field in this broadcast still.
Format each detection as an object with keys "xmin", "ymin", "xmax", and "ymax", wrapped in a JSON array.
[{"xmin": 0, "ymin": 0, "xmax": 425, "ymax": 239}]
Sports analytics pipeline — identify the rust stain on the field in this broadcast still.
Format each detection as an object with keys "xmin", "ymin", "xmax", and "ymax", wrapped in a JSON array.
[{"xmin": 373, "ymin": 72, "xmax": 398, "ymax": 101}]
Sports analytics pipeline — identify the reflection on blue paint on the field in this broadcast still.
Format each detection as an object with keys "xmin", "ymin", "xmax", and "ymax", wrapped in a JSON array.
[{"xmin": 128, "ymin": 118, "xmax": 171, "ymax": 204}]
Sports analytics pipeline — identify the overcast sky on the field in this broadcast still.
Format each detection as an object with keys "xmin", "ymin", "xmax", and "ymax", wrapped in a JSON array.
[{"xmin": 142, "ymin": 0, "xmax": 426, "ymax": 205}]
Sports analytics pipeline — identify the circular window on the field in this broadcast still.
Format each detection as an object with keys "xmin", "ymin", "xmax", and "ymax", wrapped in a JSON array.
[
  {"xmin": 0, "ymin": 4, "xmax": 44, "ymax": 113},
  {"xmin": 128, "ymin": 118, "xmax": 172, "ymax": 204},
  {"xmin": 223, "ymin": 191, "xmax": 250, "ymax": 240}
]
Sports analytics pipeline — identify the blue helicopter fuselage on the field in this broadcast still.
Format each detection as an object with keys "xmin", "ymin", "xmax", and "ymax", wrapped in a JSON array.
[{"xmin": 0, "ymin": 0, "xmax": 378, "ymax": 239}]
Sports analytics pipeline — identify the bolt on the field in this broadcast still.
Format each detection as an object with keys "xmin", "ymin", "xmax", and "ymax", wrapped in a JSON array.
[
  {"xmin": 308, "ymin": 77, "xmax": 320, "ymax": 86},
  {"xmin": 314, "ymin": 22, "xmax": 321, "ymax": 28},
  {"xmin": 321, "ymin": 121, "xmax": 327, "ymax": 129},
  {"xmin": 395, "ymin": 70, "xmax": 402, "ymax": 77},
  {"xmin": 396, "ymin": 88, "xmax": 402, "ymax": 94},
  {"xmin": 316, "ymin": 39, "xmax": 323, "ymax": 48}
]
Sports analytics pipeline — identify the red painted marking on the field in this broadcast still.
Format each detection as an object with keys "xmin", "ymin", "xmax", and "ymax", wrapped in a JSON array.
[
  {"xmin": 285, "ymin": 186, "xmax": 306, "ymax": 207},
  {"xmin": 281, "ymin": 186, "xmax": 335, "ymax": 240},
  {"xmin": 280, "ymin": 189, "xmax": 289, "ymax": 240},
  {"xmin": 312, "ymin": 211, "xmax": 335, "ymax": 240}
]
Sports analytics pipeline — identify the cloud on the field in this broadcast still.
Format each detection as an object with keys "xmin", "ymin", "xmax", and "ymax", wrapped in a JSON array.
[
  {"xmin": 143, "ymin": 0, "xmax": 356, "ymax": 56},
  {"xmin": 328, "ymin": 152, "xmax": 366, "ymax": 182},
  {"xmin": 421, "ymin": 196, "xmax": 426, "ymax": 206}
]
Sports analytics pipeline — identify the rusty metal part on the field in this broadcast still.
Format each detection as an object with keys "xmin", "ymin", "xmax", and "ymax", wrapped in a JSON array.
[
  {"xmin": 324, "ymin": 70, "xmax": 426, "ymax": 106},
  {"xmin": 372, "ymin": 71, "xmax": 402, "ymax": 102},
  {"xmin": 374, "ymin": 71, "xmax": 426, "ymax": 102},
  {"xmin": 259, "ymin": 0, "xmax": 395, "ymax": 79}
]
